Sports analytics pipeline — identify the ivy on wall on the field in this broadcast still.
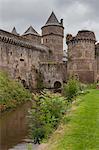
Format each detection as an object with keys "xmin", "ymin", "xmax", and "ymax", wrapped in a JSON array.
[{"xmin": 36, "ymin": 70, "xmax": 44, "ymax": 89}]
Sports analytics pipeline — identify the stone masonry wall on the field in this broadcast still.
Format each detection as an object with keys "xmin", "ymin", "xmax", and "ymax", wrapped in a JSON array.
[
  {"xmin": 0, "ymin": 30, "xmax": 48, "ymax": 89},
  {"xmin": 39, "ymin": 62, "xmax": 67, "ymax": 88},
  {"xmin": 23, "ymin": 34, "xmax": 41, "ymax": 45},
  {"xmin": 42, "ymin": 25, "xmax": 64, "ymax": 62},
  {"xmin": 66, "ymin": 30, "xmax": 96, "ymax": 83}
]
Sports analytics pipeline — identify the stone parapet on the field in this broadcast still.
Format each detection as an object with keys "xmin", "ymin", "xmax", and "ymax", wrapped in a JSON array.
[{"xmin": 66, "ymin": 30, "xmax": 96, "ymax": 44}]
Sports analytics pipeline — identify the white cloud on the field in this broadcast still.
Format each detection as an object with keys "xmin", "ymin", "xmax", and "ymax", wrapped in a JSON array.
[{"xmin": 0, "ymin": 0, "xmax": 98, "ymax": 41}]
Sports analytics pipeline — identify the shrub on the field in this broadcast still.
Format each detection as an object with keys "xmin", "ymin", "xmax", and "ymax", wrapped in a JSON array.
[
  {"xmin": 79, "ymin": 83, "xmax": 87, "ymax": 91},
  {"xmin": 0, "ymin": 71, "xmax": 32, "ymax": 112},
  {"xmin": 28, "ymin": 91, "xmax": 68, "ymax": 143},
  {"xmin": 63, "ymin": 78, "xmax": 80, "ymax": 101},
  {"xmin": 36, "ymin": 71, "xmax": 44, "ymax": 89},
  {"xmin": 87, "ymin": 83, "xmax": 97, "ymax": 89}
]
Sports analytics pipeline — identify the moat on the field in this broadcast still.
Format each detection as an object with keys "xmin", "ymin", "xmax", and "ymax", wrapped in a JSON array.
[{"xmin": 0, "ymin": 101, "xmax": 33, "ymax": 150}]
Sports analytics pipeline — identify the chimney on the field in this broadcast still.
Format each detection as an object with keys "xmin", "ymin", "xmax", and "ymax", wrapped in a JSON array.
[{"xmin": 60, "ymin": 19, "xmax": 63, "ymax": 26}]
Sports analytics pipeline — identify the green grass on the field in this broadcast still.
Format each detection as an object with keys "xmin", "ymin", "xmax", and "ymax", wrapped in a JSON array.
[
  {"xmin": 0, "ymin": 71, "xmax": 32, "ymax": 112},
  {"xmin": 44, "ymin": 89, "xmax": 99, "ymax": 150}
]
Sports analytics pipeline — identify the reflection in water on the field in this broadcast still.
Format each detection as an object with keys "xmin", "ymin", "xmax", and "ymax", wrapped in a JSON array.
[{"xmin": 0, "ymin": 102, "xmax": 31, "ymax": 150}]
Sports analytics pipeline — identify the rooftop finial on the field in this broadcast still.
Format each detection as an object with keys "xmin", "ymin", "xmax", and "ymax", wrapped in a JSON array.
[{"xmin": 60, "ymin": 19, "xmax": 63, "ymax": 26}]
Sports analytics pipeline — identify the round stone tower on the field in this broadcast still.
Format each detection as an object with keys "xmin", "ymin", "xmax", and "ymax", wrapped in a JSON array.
[
  {"xmin": 66, "ymin": 30, "xmax": 96, "ymax": 83},
  {"xmin": 41, "ymin": 12, "xmax": 64, "ymax": 62}
]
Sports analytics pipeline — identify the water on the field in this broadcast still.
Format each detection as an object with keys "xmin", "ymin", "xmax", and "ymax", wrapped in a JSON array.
[{"xmin": 0, "ymin": 102, "xmax": 32, "ymax": 150}]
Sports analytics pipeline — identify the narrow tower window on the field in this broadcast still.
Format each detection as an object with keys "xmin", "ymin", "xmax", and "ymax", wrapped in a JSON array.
[{"xmin": 41, "ymin": 38, "xmax": 43, "ymax": 44}]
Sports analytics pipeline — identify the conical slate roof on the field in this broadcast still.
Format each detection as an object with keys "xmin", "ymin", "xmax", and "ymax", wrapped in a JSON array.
[
  {"xmin": 12, "ymin": 27, "xmax": 18, "ymax": 35},
  {"xmin": 23, "ymin": 26, "xmax": 39, "ymax": 36},
  {"xmin": 45, "ymin": 11, "xmax": 60, "ymax": 26}
]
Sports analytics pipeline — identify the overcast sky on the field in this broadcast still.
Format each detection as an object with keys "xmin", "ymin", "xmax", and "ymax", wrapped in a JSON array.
[{"xmin": 0, "ymin": 0, "xmax": 99, "ymax": 46}]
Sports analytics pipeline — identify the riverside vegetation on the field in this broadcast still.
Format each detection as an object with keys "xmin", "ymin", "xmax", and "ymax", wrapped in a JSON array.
[
  {"xmin": 41, "ymin": 89, "xmax": 99, "ymax": 150},
  {"xmin": 0, "ymin": 71, "xmax": 98, "ymax": 149},
  {"xmin": 0, "ymin": 71, "xmax": 32, "ymax": 112},
  {"xmin": 28, "ymin": 78, "xmax": 86, "ymax": 144}
]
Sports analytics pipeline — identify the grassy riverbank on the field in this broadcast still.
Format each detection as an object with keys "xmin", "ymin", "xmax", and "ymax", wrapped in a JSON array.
[
  {"xmin": 0, "ymin": 71, "xmax": 32, "ymax": 112},
  {"xmin": 42, "ymin": 89, "xmax": 99, "ymax": 150}
]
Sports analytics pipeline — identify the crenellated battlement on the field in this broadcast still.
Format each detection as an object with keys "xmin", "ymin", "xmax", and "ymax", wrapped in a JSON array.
[
  {"xmin": 76, "ymin": 30, "xmax": 96, "ymax": 41},
  {"xmin": 66, "ymin": 30, "xmax": 96, "ymax": 45}
]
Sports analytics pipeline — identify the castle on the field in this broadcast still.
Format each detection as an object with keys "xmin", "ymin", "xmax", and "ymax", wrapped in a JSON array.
[{"xmin": 0, "ymin": 12, "xmax": 99, "ymax": 90}]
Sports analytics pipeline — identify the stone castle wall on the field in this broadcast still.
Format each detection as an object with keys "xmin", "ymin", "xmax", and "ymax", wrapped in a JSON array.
[
  {"xmin": 39, "ymin": 62, "xmax": 67, "ymax": 88},
  {"xmin": 0, "ymin": 28, "xmax": 66, "ymax": 89},
  {"xmin": 66, "ymin": 30, "xmax": 97, "ymax": 83},
  {"xmin": 23, "ymin": 34, "xmax": 41, "ymax": 45},
  {"xmin": 0, "ymin": 29, "xmax": 48, "ymax": 89},
  {"xmin": 0, "ymin": 17, "xmax": 99, "ymax": 88}
]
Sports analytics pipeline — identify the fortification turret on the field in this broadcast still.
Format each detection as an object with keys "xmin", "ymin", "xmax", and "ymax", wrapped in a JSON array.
[
  {"xmin": 41, "ymin": 12, "xmax": 64, "ymax": 62},
  {"xmin": 66, "ymin": 30, "xmax": 96, "ymax": 83},
  {"xmin": 23, "ymin": 26, "xmax": 41, "ymax": 44}
]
